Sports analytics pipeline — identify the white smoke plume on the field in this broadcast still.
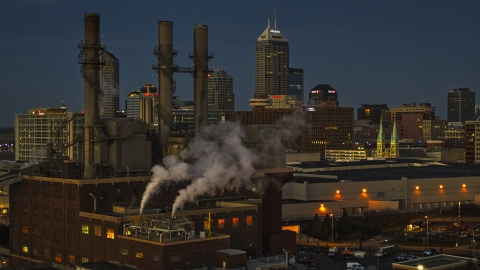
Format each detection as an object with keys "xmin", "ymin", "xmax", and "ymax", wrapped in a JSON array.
[{"xmin": 139, "ymin": 121, "xmax": 259, "ymax": 214}]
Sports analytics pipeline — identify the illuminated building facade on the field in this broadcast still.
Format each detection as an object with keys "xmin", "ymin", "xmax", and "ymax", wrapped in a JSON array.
[
  {"xmin": 288, "ymin": 68, "xmax": 304, "ymax": 104},
  {"xmin": 99, "ymin": 51, "xmax": 120, "ymax": 118},
  {"xmin": 254, "ymin": 21, "xmax": 289, "ymax": 98},
  {"xmin": 266, "ymin": 95, "xmax": 302, "ymax": 109},
  {"xmin": 125, "ymin": 84, "xmax": 158, "ymax": 126},
  {"xmin": 14, "ymin": 107, "xmax": 84, "ymax": 162},
  {"xmin": 448, "ymin": 87, "xmax": 475, "ymax": 124},
  {"xmin": 207, "ymin": 70, "xmax": 235, "ymax": 114}
]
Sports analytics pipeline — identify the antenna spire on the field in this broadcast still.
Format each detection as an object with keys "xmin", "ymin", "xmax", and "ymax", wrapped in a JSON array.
[
  {"xmin": 267, "ymin": 7, "xmax": 270, "ymax": 28},
  {"xmin": 274, "ymin": 8, "xmax": 277, "ymax": 28}
]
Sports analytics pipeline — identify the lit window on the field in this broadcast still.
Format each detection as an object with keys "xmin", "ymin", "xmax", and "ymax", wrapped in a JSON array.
[
  {"xmin": 246, "ymin": 216, "xmax": 253, "ymax": 226},
  {"xmin": 135, "ymin": 251, "xmax": 144, "ymax": 259},
  {"xmin": 204, "ymin": 220, "xmax": 209, "ymax": 230},
  {"xmin": 81, "ymin": 224, "xmax": 89, "ymax": 235},
  {"xmin": 218, "ymin": 219, "xmax": 225, "ymax": 229},
  {"xmin": 232, "ymin": 217, "xmax": 239, "ymax": 228},
  {"xmin": 22, "ymin": 224, "xmax": 28, "ymax": 234},
  {"xmin": 121, "ymin": 249, "xmax": 128, "ymax": 256},
  {"xmin": 82, "ymin": 257, "xmax": 89, "ymax": 263},
  {"xmin": 55, "ymin": 251, "xmax": 62, "ymax": 263},
  {"xmin": 22, "ymin": 245, "xmax": 28, "ymax": 254},
  {"xmin": 94, "ymin": 226, "xmax": 101, "ymax": 237},
  {"xmin": 68, "ymin": 254, "xmax": 75, "ymax": 265},
  {"xmin": 106, "ymin": 228, "xmax": 115, "ymax": 239}
]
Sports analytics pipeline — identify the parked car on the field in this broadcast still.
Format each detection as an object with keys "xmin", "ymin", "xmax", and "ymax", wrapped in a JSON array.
[
  {"xmin": 423, "ymin": 248, "xmax": 436, "ymax": 257},
  {"xmin": 395, "ymin": 253, "xmax": 407, "ymax": 261},
  {"xmin": 405, "ymin": 254, "xmax": 417, "ymax": 260}
]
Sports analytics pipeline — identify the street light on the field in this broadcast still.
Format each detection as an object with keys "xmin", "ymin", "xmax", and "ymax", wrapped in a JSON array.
[
  {"xmin": 330, "ymin": 214, "xmax": 334, "ymax": 243},
  {"xmin": 418, "ymin": 265, "xmax": 423, "ymax": 270},
  {"xmin": 425, "ymin": 215, "xmax": 429, "ymax": 247}
]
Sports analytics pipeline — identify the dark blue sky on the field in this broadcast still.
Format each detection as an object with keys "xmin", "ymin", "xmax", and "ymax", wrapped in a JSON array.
[{"xmin": 1, "ymin": 0, "xmax": 479, "ymax": 127}]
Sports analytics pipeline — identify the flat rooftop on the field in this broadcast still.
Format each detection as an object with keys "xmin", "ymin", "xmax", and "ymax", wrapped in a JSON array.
[
  {"xmin": 289, "ymin": 160, "xmax": 480, "ymax": 183},
  {"xmin": 392, "ymin": 254, "xmax": 477, "ymax": 269}
]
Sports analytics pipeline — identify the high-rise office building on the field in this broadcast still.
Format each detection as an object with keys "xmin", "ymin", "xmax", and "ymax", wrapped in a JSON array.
[
  {"xmin": 99, "ymin": 51, "xmax": 119, "ymax": 118},
  {"xmin": 207, "ymin": 70, "xmax": 234, "ymax": 114},
  {"xmin": 288, "ymin": 68, "xmax": 304, "ymax": 104},
  {"xmin": 357, "ymin": 104, "xmax": 389, "ymax": 125},
  {"xmin": 447, "ymin": 87, "xmax": 475, "ymax": 123},
  {"xmin": 254, "ymin": 20, "xmax": 289, "ymax": 98},
  {"xmin": 14, "ymin": 107, "xmax": 84, "ymax": 162},
  {"xmin": 125, "ymin": 84, "xmax": 158, "ymax": 126},
  {"xmin": 307, "ymin": 84, "xmax": 339, "ymax": 107}
]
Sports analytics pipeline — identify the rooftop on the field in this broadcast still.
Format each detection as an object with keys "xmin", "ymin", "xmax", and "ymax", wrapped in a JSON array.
[{"xmin": 392, "ymin": 254, "xmax": 477, "ymax": 269}]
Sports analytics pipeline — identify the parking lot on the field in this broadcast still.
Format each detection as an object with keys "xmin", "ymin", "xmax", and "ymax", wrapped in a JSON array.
[{"xmin": 296, "ymin": 251, "xmax": 401, "ymax": 270}]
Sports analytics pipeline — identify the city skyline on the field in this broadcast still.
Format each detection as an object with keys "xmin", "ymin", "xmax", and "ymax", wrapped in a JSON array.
[{"xmin": 1, "ymin": 1, "xmax": 480, "ymax": 127}]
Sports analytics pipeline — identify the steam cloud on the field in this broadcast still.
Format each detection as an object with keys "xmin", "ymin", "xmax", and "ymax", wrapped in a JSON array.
[{"xmin": 139, "ymin": 111, "xmax": 306, "ymax": 216}]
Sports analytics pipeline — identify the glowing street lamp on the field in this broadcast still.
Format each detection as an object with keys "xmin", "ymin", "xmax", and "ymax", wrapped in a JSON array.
[{"xmin": 330, "ymin": 214, "xmax": 334, "ymax": 243}]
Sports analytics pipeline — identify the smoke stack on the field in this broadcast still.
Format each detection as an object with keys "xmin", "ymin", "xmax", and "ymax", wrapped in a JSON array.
[
  {"xmin": 193, "ymin": 25, "xmax": 211, "ymax": 135},
  {"xmin": 156, "ymin": 21, "xmax": 174, "ymax": 155},
  {"xmin": 80, "ymin": 13, "xmax": 102, "ymax": 178}
]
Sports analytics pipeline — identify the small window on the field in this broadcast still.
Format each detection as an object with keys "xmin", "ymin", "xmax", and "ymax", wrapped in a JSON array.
[
  {"xmin": 22, "ymin": 245, "xmax": 28, "ymax": 254},
  {"xmin": 33, "ymin": 204, "xmax": 39, "ymax": 216},
  {"xmin": 100, "ymin": 190, "xmax": 109, "ymax": 200},
  {"xmin": 135, "ymin": 251, "xmax": 144, "ymax": 259},
  {"xmin": 55, "ymin": 208, "xmax": 62, "ymax": 220},
  {"xmin": 33, "ymin": 225, "xmax": 40, "ymax": 237},
  {"xmin": 55, "ymin": 229, "xmax": 62, "ymax": 242},
  {"xmin": 68, "ymin": 210, "xmax": 75, "ymax": 222},
  {"xmin": 121, "ymin": 249, "xmax": 129, "ymax": 256},
  {"xmin": 21, "ymin": 184, "xmax": 28, "ymax": 194},
  {"xmin": 232, "ymin": 217, "xmax": 239, "ymax": 228},
  {"xmin": 152, "ymin": 254, "xmax": 160, "ymax": 262},
  {"xmin": 204, "ymin": 220, "xmax": 209, "ymax": 231},
  {"xmin": 68, "ymin": 232, "xmax": 75, "ymax": 244},
  {"xmin": 22, "ymin": 224, "xmax": 28, "ymax": 234},
  {"xmin": 44, "ymin": 248, "xmax": 50, "ymax": 260},
  {"xmin": 55, "ymin": 251, "xmax": 62, "ymax": 263},
  {"xmin": 68, "ymin": 190, "xmax": 75, "ymax": 200},
  {"xmin": 171, "ymin": 255, "xmax": 181, "ymax": 262},
  {"xmin": 43, "ymin": 206, "xmax": 50, "ymax": 218},
  {"xmin": 43, "ymin": 227, "xmax": 50, "ymax": 239},
  {"xmin": 218, "ymin": 219, "xmax": 225, "ymax": 229},
  {"xmin": 246, "ymin": 216, "xmax": 253, "ymax": 226},
  {"xmin": 107, "ymin": 228, "xmax": 115, "ymax": 239},
  {"xmin": 43, "ymin": 187, "xmax": 50, "ymax": 197},
  {"xmin": 33, "ymin": 247, "xmax": 40, "ymax": 257},
  {"xmin": 21, "ymin": 203, "xmax": 28, "ymax": 214},
  {"xmin": 82, "ymin": 257, "xmax": 89, "ymax": 263},
  {"xmin": 68, "ymin": 254, "xmax": 75, "ymax": 265},
  {"xmin": 117, "ymin": 189, "xmax": 124, "ymax": 201},
  {"xmin": 81, "ymin": 224, "xmax": 89, "ymax": 235},
  {"xmin": 55, "ymin": 188, "xmax": 62, "ymax": 199},
  {"xmin": 94, "ymin": 226, "xmax": 102, "ymax": 237},
  {"xmin": 33, "ymin": 185, "xmax": 39, "ymax": 195}
]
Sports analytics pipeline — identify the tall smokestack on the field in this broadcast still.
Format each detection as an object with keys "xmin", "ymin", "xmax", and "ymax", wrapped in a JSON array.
[
  {"xmin": 193, "ymin": 25, "xmax": 210, "ymax": 135},
  {"xmin": 156, "ymin": 21, "xmax": 174, "ymax": 156},
  {"xmin": 80, "ymin": 13, "xmax": 102, "ymax": 179}
]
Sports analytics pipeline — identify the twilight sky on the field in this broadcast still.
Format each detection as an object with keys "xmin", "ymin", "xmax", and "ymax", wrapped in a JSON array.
[{"xmin": 1, "ymin": 0, "xmax": 479, "ymax": 127}]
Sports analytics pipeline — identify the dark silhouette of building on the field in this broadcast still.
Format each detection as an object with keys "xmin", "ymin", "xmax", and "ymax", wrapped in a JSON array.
[
  {"xmin": 208, "ymin": 70, "xmax": 235, "ymax": 114},
  {"xmin": 288, "ymin": 68, "xmax": 304, "ymax": 104},
  {"xmin": 307, "ymin": 84, "xmax": 338, "ymax": 107},
  {"xmin": 357, "ymin": 104, "xmax": 389, "ymax": 125},
  {"xmin": 448, "ymin": 87, "xmax": 475, "ymax": 124}
]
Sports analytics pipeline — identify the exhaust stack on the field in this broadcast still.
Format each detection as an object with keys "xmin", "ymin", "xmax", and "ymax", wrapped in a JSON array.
[{"xmin": 193, "ymin": 25, "xmax": 210, "ymax": 135}]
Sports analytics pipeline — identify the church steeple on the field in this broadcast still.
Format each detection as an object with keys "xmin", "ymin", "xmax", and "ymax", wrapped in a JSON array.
[
  {"xmin": 390, "ymin": 120, "xmax": 399, "ymax": 158},
  {"xmin": 376, "ymin": 116, "xmax": 385, "ymax": 157}
]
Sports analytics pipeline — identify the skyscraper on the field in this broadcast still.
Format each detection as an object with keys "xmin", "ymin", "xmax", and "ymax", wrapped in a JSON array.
[
  {"xmin": 125, "ymin": 84, "xmax": 158, "ymax": 125},
  {"xmin": 447, "ymin": 87, "xmax": 475, "ymax": 123},
  {"xmin": 254, "ymin": 19, "xmax": 289, "ymax": 98},
  {"xmin": 99, "ymin": 50, "xmax": 119, "ymax": 118},
  {"xmin": 288, "ymin": 68, "xmax": 304, "ymax": 103},
  {"xmin": 207, "ymin": 70, "xmax": 234, "ymax": 114}
]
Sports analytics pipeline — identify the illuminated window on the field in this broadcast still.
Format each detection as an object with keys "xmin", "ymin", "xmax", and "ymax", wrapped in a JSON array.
[
  {"xmin": 81, "ymin": 224, "xmax": 89, "ymax": 235},
  {"xmin": 135, "ymin": 251, "xmax": 144, "ymax": 259},
  {"xmin": 121, "ymin": 249, "xmax": 128, "ymax": 256},
  {"xmin": 82, "ymin": 257, "xmax": 89, "ymax": 263},
  {"xmin": 246, "ymin": 216, "xmax": 253, "ymax": 226},
  {"xmin": 204, "ymin": 220, "xmax": 209, "ymax": 230},
  {"xmin": 68, "ymin": 254, "xmax": 75, "ymax": 265},
  {"xmin": 22, "ymin": 223, "xmax": 28, "ymax": 234},
  {"xmin": 94, "ymin": 226, "xmax": 101, "ymax": 237},
  {"xmin": 106, "ymin": 228, "xmax": 115, "ymax": 239},
  {"xmin": 55, "ymin": 251, "xmax": 62, "ymax": 263},
  {"xmin": 232, "ymin": 217, "xmax": 239, "ymax": 228},
  {"xmin": 218, "ymin": 219, "xmax": 225, "ymax": 229},
  {"xmin": 22, "ymin": 245, "xmax": 28, "ymax": 254}
]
